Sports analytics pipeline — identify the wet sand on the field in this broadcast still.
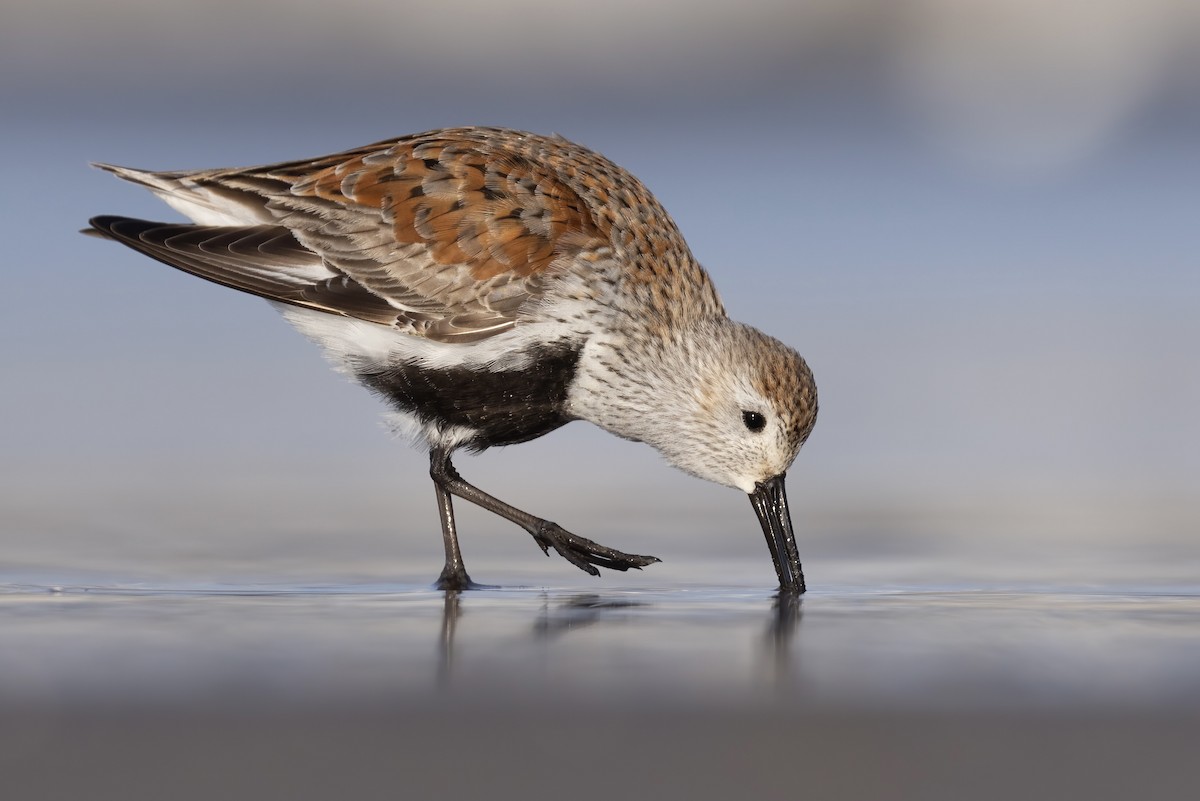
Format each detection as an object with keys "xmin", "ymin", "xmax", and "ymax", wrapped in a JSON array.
[
  {"xmin": 6, "ymin": 704, "xmax": 1199, "ymax": 801},
  {"xmin": 3, "ymin": 576, "xmax": 1198, "ymax": 800}
]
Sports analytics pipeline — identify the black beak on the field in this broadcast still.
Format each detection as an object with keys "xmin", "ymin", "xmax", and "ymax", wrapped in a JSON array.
[{"xmin": 749, "ymin": 474, "xmax": 805, "ymax": 593}]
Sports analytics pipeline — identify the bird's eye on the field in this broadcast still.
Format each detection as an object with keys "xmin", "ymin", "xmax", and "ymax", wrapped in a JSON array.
[{"xmin": 742, "ymin": 410, "xmax": 767, "ymax": 432}]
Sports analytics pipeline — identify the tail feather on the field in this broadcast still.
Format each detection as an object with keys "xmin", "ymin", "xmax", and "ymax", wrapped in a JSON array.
[
  {"xmin": 91, "ymin": 162, "xmax": 271, "ymax": 226},
  {"xmin": 91, "ymin": 162, "xmax": 190, "ymax": 193}
]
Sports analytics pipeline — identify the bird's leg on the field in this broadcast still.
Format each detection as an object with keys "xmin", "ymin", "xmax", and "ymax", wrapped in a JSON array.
[
  {"xmin": 430, "ymin": 451, "xmax": 480, "ymax": 590},
  {"xmin": 428, "ymin": 448, "xmax": 660, "ymax": 577}
]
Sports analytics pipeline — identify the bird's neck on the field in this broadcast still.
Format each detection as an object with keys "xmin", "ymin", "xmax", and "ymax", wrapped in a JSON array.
[{"xmin": 564, "ymin": 315, "xmax": 731, "ymax": 445}]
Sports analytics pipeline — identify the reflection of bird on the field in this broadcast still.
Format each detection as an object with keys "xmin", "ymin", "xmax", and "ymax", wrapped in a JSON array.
[
  {"xmin": 88, "ymin": 127, "xmax": 818, "ymax": 591},
  {"xmin": 765, "ymin": 592, "xmax": 803, "ymax": 687},
  {"xmin": 534, "ymin": 594, "xmax": 646, "ymax": 638}
]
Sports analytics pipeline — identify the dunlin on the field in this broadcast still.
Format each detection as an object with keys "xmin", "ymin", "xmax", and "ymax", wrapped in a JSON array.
[{"xmin": 88, "ymin": 127, "xmax": 818, "ymax": 591}]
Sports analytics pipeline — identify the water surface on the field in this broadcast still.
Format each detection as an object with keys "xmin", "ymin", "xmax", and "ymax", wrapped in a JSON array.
[{"xmin": 3, "ymin": 558, "xmax": 1199, "ymax": 800}]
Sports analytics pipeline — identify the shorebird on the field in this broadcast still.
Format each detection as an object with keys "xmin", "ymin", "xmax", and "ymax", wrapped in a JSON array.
[{"xmin": 87, "ymin": 127, "xmax": 818, "ymax": 591}]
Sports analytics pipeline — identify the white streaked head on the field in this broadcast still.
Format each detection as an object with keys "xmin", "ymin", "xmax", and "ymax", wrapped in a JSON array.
[{"xmin": 571, "ymin": 318, "xmax": 818, "ymax": 493}]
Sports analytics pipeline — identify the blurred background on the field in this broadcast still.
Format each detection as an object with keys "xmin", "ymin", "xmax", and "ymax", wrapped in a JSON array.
[
  {"xmin": 3, "ymin": 4, "xmax": 1199, "ymax": 800},
  {"xmin": 2, "ymin": 0, "xmax": 1197, "ymax": 585}
]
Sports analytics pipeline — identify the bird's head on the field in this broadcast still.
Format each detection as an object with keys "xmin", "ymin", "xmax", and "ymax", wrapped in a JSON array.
[
  {"xmin": 655, "ymin": 322, "xmax": 816, "ymax": 493},
  {"xmin": 578, "ymin": 319, "xmax": 817, "ymax": 590}
]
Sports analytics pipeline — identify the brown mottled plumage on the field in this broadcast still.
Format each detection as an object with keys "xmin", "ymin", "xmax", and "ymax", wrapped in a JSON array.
[{"xmin": 88, "ymin": 127, "xmax": 817, "ymax": 591}]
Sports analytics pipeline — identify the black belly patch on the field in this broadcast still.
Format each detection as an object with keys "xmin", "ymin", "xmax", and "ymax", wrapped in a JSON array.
[{"xmin": 354, "ymin": 344, "xmax": 581, "ymax": 450}]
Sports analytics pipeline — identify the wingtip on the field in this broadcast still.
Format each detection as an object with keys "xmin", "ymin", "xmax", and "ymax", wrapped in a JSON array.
[
  {"xmin": 84, "ymin": 215, "xmax": 149, "ymax": 240},
  {"xmin": 86, "ymin": 215, "xmax": 119, "ymax": 233},
  {"xmin": 82, "ymin": 215, "xmax": 114, "ymax": 239}
]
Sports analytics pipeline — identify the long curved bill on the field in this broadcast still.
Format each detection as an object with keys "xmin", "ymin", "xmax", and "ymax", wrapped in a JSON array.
[{"xmin": 749, "ymin": 474, "xmax": 805, "ymax": 593}]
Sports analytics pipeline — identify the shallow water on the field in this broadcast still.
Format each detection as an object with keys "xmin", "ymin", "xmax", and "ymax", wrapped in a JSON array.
[
  {"xmin": 3, "ymin": 563, "xmax": 1199, "ymax": 800},
  {"xmin": 3, "ymin": 578, "xmax": 1199, "ymax": 711}
]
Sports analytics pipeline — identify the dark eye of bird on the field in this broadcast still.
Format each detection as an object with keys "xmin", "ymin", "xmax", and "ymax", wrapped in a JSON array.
[{"xmin": 742, "ymin": 410, "xmax": 767, "ymax": 432}]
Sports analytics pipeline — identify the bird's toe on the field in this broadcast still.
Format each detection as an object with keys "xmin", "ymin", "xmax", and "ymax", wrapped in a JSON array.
[{"xmin": 531, "ymin": 521, "xmax": 659, "ymax": 575}]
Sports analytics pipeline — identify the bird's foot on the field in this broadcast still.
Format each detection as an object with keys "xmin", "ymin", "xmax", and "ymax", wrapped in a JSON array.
[
  {"xmin": 433, "ymin": 565, "xmax": 495, "ymax": 591},
  {"xmin": 529, "ymin": 521, "xmax": 661, "ymax": 576}
]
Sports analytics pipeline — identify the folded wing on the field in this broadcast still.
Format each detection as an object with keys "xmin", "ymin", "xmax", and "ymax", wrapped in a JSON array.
[{"xmin": 91, "ymin": 128, "xmax": 613, "ymax": 343}]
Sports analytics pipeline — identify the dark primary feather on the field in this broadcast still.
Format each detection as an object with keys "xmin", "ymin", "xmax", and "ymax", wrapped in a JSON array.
[{"xmin": 88, "ymin": 216, "xmax": 406, "ymax": 325}]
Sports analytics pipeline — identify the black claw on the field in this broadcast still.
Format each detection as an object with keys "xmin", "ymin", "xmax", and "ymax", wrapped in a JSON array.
[{"xmin": 528, "ymin": 520, "xmax": 660, "ymax": 576}]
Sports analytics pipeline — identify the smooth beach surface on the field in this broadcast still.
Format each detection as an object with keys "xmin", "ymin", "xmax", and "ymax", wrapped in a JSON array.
[{"xmin": 3, "ymin": 550, "xmax": 1199, "ymax": 801}]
